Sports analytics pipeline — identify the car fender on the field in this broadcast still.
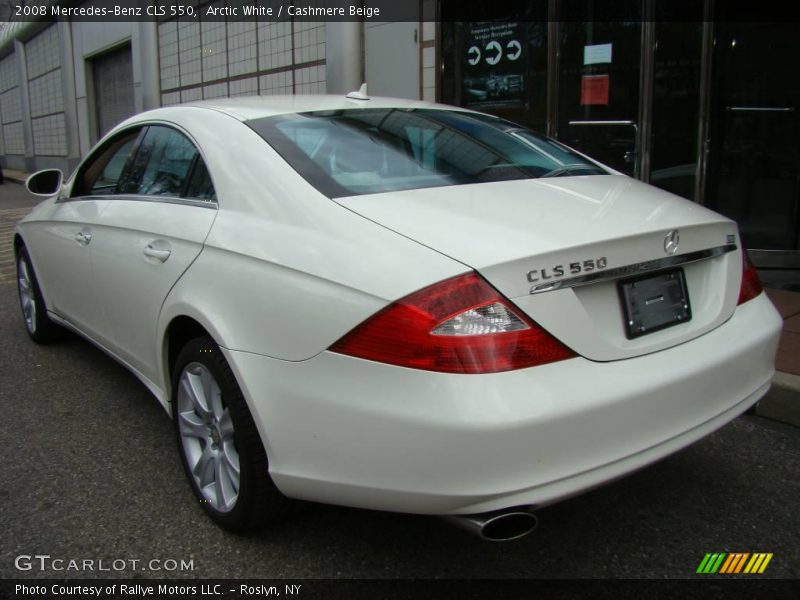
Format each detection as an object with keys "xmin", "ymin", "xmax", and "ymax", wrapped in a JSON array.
[{"xmin": 158, "ymin": 210, "xmax": 468, "ymax": 368}]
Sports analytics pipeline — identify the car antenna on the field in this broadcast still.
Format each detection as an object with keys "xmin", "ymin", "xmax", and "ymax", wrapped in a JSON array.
[{"xmin": 345, "ymin": 83, "xmax": 370, "ymax": 101}]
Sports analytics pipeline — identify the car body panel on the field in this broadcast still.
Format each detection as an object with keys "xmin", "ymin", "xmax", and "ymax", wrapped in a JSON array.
[
  {"xmin": 12, "ymin": 95, "xmax": 784, "ymax": 522},
  {"xmin": 87, "ymin": 197, "xmax": 217, "ymax": 384},
  {"xmin": 509, "ymin": 249, "xmax": 740, "ymax": 361},
  {"xmin": 161, "ymin": 206, "xmax": 469, "ymax": 362},
  {"xmin": 17, "ymin": 197, "xmax": 116, "ymax": 348},
  {"xmin": 137, "ymin": 109, "xmax": 471, "ymax": 363},
  {"xmin": 223, "ymin": 292, "xmax": 780, "ymax": 514},
  {"xmin": 334, "ymin": 176, "xmax": 730, "ymax": 278},
  {"xmin": 335, "ymin": 176, "xmax": 741, "ymax": 360}
]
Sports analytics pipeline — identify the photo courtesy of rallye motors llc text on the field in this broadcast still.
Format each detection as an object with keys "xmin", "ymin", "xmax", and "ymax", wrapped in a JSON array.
[{"xmin": 13, "ymin": 583, "xmax": 303, "ymax": 597}]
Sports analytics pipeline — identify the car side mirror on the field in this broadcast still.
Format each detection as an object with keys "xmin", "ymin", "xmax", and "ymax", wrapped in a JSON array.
[{"xmin": 26, "ymin": 169, "xmax": 63, "ymax": 196}]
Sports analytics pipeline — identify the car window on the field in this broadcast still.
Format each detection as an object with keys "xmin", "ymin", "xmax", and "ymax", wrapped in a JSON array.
[
  {"xmin": 121, "ymin": 126, "xmax": 198, "ymax": 197},
  {"xmin": 184, "ymin": 157, "xmax": 217, "ymax": 202},
  {"xmin": 71, "ymin": 129, "xmax": 141, "ymax": 197},
  {"xmin": 247, "ymin": 108, "xmax": 608, "ymax": 198}
]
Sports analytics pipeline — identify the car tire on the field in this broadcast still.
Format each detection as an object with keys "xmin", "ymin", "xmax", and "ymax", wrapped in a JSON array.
[
  {"xmin": 16, "ymin": 246, "xmax": 63, "ymax": 343},
  {"xmin": 172, "ymin": 336, "xmax": 292, "ymax": 531}
]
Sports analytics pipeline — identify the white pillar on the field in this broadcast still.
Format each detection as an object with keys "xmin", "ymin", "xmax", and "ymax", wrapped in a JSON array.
[
  {"xmin": 138, "ymin": 21, "xmax": 160, "ymax": 110},
  {"xmin": 57, "ymin": 21, "xmax": 80, "ymax": 171},
  {"xmin": 13, "ymin": 38, "xmax": 34, "ymax": 171},
  {"xmin": 325, "ymin": 22, "xmax": 363, "ymax": 95}
]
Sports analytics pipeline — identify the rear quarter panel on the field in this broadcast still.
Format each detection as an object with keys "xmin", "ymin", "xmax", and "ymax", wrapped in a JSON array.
[{"xmin": 156, "ymin": 108, "xmax": 465, "ymax": 369}]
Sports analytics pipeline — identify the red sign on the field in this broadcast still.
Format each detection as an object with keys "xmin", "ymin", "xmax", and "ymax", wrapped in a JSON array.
[{"xmin": 580, "ymin": 75, "xmax": 610, "ymax": 106}]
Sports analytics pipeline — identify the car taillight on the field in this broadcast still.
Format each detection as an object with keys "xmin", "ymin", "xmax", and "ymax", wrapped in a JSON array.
[
  {"xmin": 737, "ymin": 251, "xmax": 763, "ymax": 305},
  {"xmin": 329, "ymin": 272, "xmax": 576, "ymax": 374}
]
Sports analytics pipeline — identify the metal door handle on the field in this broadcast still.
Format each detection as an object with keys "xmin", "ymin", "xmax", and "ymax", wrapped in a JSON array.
[
  {"xmin": 568, "ymin": 120, "xmax": 639, "ymax": 135},
  {"xmin": 726, "ymin": 106, "xmax": 795, "ymax": 112},
  {"xmin": 75, "ymin": 231, "xmax": 92, "ymax": 245},
  {"xmin": 144, "ymin": 244, "xmax": 171, "ymax": 262}
]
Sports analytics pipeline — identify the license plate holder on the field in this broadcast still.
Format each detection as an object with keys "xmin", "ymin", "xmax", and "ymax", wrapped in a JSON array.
[{"xmin": 619, "ymin": 269, "xmax": 691, "ymax": 339}]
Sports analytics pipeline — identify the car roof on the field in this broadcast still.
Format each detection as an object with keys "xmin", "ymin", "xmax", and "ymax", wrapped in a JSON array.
[{"xmin": 177, "ymin": 94, "xmax": 471, "ymax": 121}]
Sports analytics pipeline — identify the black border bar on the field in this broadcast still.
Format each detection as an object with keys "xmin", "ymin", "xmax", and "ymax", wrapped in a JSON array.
[
  {"xmin": 3, "ymin": 0, "xmax": 800, "ymax": 23},
  {"xmin": 2, "ymin": 578, "xmax": 800, "ymax": 600}
]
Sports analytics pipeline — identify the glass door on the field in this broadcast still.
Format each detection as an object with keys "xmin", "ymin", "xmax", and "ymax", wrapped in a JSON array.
[
  {"xmin": 705, "ymin": 21, "xmax": 800, "ymax": 267},
  {"xmin": 649, "ymin": 14, "xmax": 703, "ymax": 201},
  {"xmin": 555, "ymin": 2, "xmax": 643, "ymax": 176}
]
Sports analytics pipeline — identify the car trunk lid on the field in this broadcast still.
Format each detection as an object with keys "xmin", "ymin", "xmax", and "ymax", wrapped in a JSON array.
[{"xmin": 334, "ymin": 175, "xmax": 742, "ymax": 361}]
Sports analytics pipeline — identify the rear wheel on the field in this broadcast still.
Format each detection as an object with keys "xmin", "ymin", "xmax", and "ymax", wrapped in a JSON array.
[
  {"xmin": 16, "ymin": 246, "xmax": 62, "ymax": 343},
  {"xmin": 172, "ymin": 336, "xmax": 292, "ymax": 530}
]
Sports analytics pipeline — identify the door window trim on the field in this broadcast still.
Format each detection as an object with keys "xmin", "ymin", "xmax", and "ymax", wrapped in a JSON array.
[
  {"xmin": 62, "ymin": 120, "xmax": 219, "ymax": 209},
  {"xmin": 64, "ymin": 126, "xmax": 146, "ymax": 200},
  {"xmin": 70, "ymin": 193, "xmax": 218, "ymax": 210}
]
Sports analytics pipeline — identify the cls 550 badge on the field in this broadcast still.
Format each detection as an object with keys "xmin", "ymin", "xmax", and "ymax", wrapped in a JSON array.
[{"xmin": 527, "ymin": 257, "xmax": 608, "ymax": 283}]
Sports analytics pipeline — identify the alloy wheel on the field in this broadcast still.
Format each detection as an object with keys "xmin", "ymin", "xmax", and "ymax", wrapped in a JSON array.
[
  {"xmin": 17, "ymin": 256, "xmax": 37, "ymax": 334},
  {"xmin": 176, "ymin": 362, "xmax": 241, "ymax": 513}
]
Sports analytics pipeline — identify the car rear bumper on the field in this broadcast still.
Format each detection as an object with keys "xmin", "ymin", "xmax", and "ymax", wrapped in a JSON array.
[{"xmin": 223, "ymin": 292, "xmax": 781, "ymax": 515}]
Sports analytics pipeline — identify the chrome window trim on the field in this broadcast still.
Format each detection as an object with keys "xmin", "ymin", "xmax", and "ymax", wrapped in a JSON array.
[
  {"xmin": 65, "ymin": 120, "xmax": 219, "ymax": 206},
  {"xmin": 57, "ymin": 194, "xmax": 218, "ymax": 210},
  {"xmin": 529, "ymin": 244, "xmax": 738, "ymax": 295}
]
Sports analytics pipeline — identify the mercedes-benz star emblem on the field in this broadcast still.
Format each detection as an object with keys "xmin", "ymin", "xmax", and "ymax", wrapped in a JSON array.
[{"xmin": 664, "ymin": 230, "xmax": 680, "ymax": 255}]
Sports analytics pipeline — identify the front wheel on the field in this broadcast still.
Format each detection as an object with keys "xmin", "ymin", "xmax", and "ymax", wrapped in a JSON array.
[
  {"xmin": 16, "ymin": 246, "xmax": 62, "ymax": 343},
  {"xmin": 172, "ymin": 336, "xmax": 292, "ymax": 530}
]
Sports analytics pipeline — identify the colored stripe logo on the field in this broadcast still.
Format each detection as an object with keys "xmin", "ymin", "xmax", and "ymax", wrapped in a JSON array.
[{"xmin": 696, "ymin": 552, "xmax": 773, "ymax": 574}]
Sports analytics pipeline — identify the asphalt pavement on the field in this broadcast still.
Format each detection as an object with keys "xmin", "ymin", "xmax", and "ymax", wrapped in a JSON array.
[{"xmin": 0, "ymin": 182, "xmax": 799, "ymax": 580}]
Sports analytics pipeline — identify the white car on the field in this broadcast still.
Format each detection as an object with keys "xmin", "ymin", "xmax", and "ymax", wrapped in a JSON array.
[{"xmin": 14, "ymin": 94, "xmax": 781, "ymax": 541}]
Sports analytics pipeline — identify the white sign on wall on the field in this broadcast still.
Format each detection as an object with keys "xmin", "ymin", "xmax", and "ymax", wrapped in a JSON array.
[{"xmin": 584, "ymin": 43, "xmax": 613, "ymax": 65}]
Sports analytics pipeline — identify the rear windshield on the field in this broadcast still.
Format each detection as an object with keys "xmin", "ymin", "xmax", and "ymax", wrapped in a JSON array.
[{"xmin": 247, "ymin": 108, "xmax": 607, "ymax": 198}]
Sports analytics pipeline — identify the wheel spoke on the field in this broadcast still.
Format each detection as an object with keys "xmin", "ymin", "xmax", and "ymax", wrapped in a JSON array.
[
  {"xmin": 17, "ymin": 258, "xmax": 37, "ymax": 333},
  {"xmin": 214, "ymin": 454, "xmax": 234, "ymax": 510},
  {"xmin": 178, "ymin": 410, "xmax": 208, "ymax": 440},
  {"xmin": 28, "ymin": 299, "xmax": 37, "ymax": 330},
  {"xmin": 205, "ymin": 373, "xmax": 224, "ymax": 421},
  {"xmin": 193, "ymin": 445, "xmax": 215, "ymax": 487},
  {"xmin": 181, "ymin": 371, "xmax": 212, "ymax": 419},
  {"xmin": 218, "ymin": 409, "xmax": 234, "ymax": 438},
  {"xmin": 221, "ymin": 441, "xmax": 240, "ymax": 490}
]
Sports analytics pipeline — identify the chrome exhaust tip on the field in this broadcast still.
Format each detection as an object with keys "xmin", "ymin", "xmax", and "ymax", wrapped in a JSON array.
[{"xmin": 444, "ymin": 507, "xmax": 538, "ymax": 542}]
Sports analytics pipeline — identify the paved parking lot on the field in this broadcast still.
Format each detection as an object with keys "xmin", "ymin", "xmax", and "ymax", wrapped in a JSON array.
[
  {"xmin": 1, "ymin": 182, "xmax": 799, "ymax": 580},
  {"xmin": 1, "ymin": 182, "xmax": 41, "ymax": 283},
  {"xmin": 0, "ymin": 208, "xmax": 31, "ymax": 285}
]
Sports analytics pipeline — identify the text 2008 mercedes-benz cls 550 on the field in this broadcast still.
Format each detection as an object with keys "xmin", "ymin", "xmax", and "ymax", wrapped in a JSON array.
[{"xmin": 14, "ymin": 93, "xmax": 781, "ymax": 541}]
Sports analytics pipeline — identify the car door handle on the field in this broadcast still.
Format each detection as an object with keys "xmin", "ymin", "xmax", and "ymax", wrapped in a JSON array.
[
  {"xmin": 144, "ymin": 244, "xmax": 171, "ymax": 262},
  {"xmin": 75, "ymin": 231, "xmax": 92, "ymax": 245}
]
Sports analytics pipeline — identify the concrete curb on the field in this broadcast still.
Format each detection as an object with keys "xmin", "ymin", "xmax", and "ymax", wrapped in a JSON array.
[
  {"xmin": 1, "ymin": 170, "xmax": 29, "ymax": 185},
  {"xmin": 758, "ymin": 371, "xmax": 800, "ymax": 427}
]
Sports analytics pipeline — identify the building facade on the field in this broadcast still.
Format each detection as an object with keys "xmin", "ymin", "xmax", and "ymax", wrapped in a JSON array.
[
  {"xmin": 0, "ymin": 2, "xmax": 436, "ymax": 176},
  {"xmin": 0, "ymin": 0, "xmax": 798, "ymax": 272}
]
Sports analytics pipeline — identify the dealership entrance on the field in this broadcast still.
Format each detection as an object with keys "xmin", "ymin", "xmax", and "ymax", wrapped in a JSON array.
[
  {"xmin": 705, "ymin": 20, "xmax": 800, "ymax": 269},
  {"xmin": 440, "ymin": 1, "xmax": 800, "ymax": 273}
]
